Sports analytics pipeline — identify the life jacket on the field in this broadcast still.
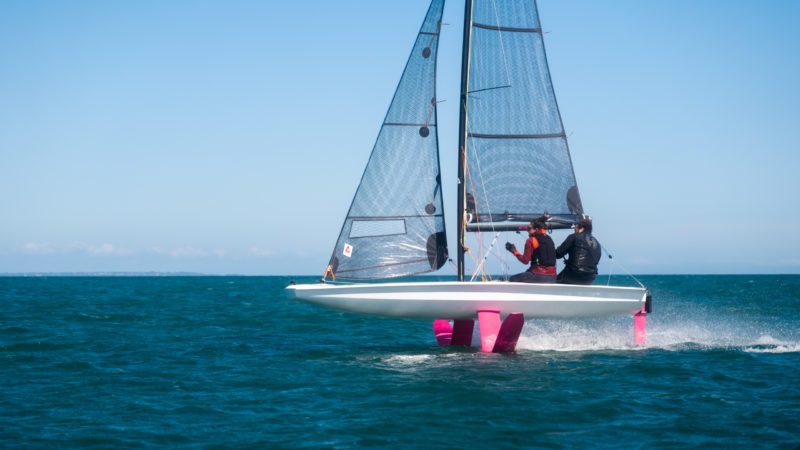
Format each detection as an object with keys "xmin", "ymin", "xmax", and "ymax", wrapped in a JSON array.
[
  {"xmin": 568, "ymin": 233, "xmax": 602, "ymax": 275},
  {"xmin": 530, "ymin": 232, "xmax": 556, "ymax": 268}
]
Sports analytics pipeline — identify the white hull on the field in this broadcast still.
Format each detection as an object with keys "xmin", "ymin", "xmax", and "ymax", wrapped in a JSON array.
[{"xmin": 286, "ymin": 281, "xmax": 647, "ymax": 319}]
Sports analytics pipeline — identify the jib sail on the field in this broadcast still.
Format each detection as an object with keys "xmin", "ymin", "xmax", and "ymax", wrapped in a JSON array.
[{"xmin": 327, "ymin": 0, "xmax": 448, "ymax": 280}]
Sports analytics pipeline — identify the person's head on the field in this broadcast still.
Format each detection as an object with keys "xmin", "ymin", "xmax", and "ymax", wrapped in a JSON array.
[
  {"xmin": 575, "ymin": 217, "xmax": 592, "ymax": 234},
  {"xmin": 528, "ymin": 216, "xmax": 547, "ymax": 235}
]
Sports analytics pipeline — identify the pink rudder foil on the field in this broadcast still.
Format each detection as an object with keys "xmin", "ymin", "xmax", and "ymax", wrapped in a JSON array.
[
  {"xmin": 433, "ymin": 319, "xmax": 452, "ymax": 346},
  {"xmin": 477, "ymin": 310, "xmax": 501, "ymax": 353},
  {"xmin": 493, "ymin": 313, "xmax": 524, "ymax": 353},
  {"xmin": 634, "ymin": 311, "xmax": 647, "ymax": 346},
  {"xmin": 450, "ymin": 320, "xmax": 475, "ymax": 347}
]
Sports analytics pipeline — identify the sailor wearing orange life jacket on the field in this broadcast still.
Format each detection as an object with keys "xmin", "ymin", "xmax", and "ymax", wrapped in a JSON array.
[{"xmin": 505, "ymin": 217, "xmax": 557, "ymax": 283}]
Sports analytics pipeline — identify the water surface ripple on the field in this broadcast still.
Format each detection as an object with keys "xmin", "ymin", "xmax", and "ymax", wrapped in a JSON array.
[{"xmin": 1, "ymin": 275, "xmax": 798, "ymax": 448}]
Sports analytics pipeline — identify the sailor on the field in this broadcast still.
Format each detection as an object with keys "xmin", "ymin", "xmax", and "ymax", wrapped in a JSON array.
[
  {"xmin": 555, "ymin": 217, "xmax": 602, "ymax": 285},
  {"xmin": 505, "ymin": 217, "xmax": 557, "ymax": 283}
]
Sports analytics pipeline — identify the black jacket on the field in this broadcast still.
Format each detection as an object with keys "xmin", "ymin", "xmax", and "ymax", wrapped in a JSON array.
[{"xmin": 556, "ymin": 232, "xmax": 602, "ymax": 275}]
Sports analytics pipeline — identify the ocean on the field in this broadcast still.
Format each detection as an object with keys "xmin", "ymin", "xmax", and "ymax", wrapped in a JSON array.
[{"xmin": 1, "ymin": 275, "xmax": 798, "ymax": 448}]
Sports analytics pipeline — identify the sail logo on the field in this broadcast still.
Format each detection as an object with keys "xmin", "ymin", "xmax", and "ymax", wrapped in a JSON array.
[{"xmin": 343, "ymin": 243, "xmax": 353, "ymax": 258}]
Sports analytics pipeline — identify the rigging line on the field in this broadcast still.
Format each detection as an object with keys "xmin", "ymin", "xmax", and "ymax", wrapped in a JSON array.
[
  {"xmin": 470, "ymin": 232, "xmax": 501, "ymax": 282},
  {"xmin": 466, "ymin": 142, "xmax": 508, "ymax": 282},
  {"xmin": 497, "ymin": 230, "xmax": 510, "ymax": 279},
  {"xmin": 465, "ymin": 162, "xmax": 486, "ymax": 280},
  {"xmin": 462, "ymin": 101, "xmax": 499, "ymax": 282},
  {"xmin": 464, "ymin": 247, "xmax": 485, "ymax": 281},
  {"xmin": 489, "ymin": 245, "xmax": 511, "ymax": 279},
  {"xmin": 490, "ymin": 0, "xmax": 513, "ymax": 88},
  {"xmin": 465, "ymin": 103, "xmax": 498, "ymax": 237},
  {"xmin": 600, "ymin": 245, "xmax": 645, "ymax": 289},
  {"xmin": 467, "ymin": 185, "xmax": 492, "ymax": 283},
  {"xmin": 464, "ymin": 143, "xmax": 490, "ymax": 281},
  {"xmin": 462, "ymin": 155, "xmax": 489, "ymax": 281}
]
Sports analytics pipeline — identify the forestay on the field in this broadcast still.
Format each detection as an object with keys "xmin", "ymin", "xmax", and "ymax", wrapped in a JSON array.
[
  {"xmin": 464, "ymin": 0, "xmax": 583, "ymax": 230},
  {"xmin": 327, "ymin": 0, "xmax": 448, "ymax": 280}
]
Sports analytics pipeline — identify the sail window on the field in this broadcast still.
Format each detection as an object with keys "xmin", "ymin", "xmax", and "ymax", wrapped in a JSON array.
[{"xmin": 349, "ymin": 219, "xmax": 407, "ymax": 239}]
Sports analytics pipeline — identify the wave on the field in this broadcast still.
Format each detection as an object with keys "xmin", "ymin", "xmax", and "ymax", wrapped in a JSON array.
[
  {"xmin": 743, "ymin": 335, "xmax": 800, "ymax": 354},
  {"xmin": 743, "ymin": 345, "xmax": 800, "ymax": 354},
  {"xmin": 513, "ymin": 319, "xmax": 800, "ymax": 354}
]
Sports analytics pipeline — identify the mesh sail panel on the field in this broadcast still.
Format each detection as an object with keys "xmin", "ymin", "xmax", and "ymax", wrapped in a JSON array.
[
  {"xmin": 328, "ymin": 0, "xmax": 447, "ymax": 280},
  {"xmin": 465, "ymin": 0, "xmax": 583, "ymax": 228}
]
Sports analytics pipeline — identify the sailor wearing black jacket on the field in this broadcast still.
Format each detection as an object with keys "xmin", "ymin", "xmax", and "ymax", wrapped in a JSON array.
[{"xmin": 556, "ymin": 218, "xmax": 602, "ymax": 285}]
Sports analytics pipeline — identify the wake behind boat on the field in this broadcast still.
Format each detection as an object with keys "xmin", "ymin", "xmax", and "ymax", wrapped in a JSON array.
[{"xmin": 288, "ymin": 0, "xmax": 652, "ymax": 352}]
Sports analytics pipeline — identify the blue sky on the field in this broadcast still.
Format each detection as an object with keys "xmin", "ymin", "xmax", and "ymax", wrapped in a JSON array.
[{"xmin": 1, "ymin": 0, "xmax": 798, "ymax": 275}]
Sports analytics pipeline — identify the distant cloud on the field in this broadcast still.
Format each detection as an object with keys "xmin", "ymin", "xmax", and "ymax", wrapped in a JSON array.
[
  {"xmin": 20, "ymin": 242, "xmax": 269, "ymax": 260},
  {"xmin": 21, "ymin": 242, "xmax": 57, "ymax": 255},
  {"xmin": 249, "ymin": 247, "xmax": 274, "ymax": 257},
  {"xmin": 148, "ymin": 246, "xmax": 209, "ymax": 258},
  {"xmin": 20, "ymin": 242, "xmax": 134, "ymax": 256},
  {"xmin": 74, "ymin": 242, "xmax": 134, "ymax": 256}
]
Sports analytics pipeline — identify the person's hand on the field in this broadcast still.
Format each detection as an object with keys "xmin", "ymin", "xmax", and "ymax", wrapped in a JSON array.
[{"xmin": 505, "ymin": 242, "xmax": 517, "ymax": 254}]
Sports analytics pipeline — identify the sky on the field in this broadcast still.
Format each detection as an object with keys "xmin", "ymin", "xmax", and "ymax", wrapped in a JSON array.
[{"xmin": 1, "ymin": 0, "xmax": 799, "ymax": 275}]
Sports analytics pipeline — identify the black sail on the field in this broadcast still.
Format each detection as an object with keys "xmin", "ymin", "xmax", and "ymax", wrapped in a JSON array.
[
  {"xmin": 327, "ymin": 0, "xmax": 447, "ymax": 280},
  {"xmin": 463, "ymin": 0, "xmax": 584, "ymax": 231}
]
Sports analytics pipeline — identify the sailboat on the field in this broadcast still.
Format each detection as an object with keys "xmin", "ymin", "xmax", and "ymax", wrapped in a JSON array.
[{"xmin": 286, "ymin": 0, "xmax": 651, "ymax": 352}]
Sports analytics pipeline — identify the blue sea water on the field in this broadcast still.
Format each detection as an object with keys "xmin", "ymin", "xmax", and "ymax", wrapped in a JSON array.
[{"xmin": 1, "ymin": 275, "xmax": 799, "ymax": 448}]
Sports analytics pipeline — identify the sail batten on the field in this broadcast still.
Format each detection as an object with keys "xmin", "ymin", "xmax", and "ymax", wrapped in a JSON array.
[
  {"xmin": 472, "ymin": 23, "xmax": 542, "ymax": 33},
  {"xmin": 327, "ymin": 0, "xmax": 447, "ymax": 280},
  {"xmin": 468, "ymin": 132, "xmax": 566, "ymax": 139},
  {"xmin": 383, "ymin": 123, "xmax": 438, "ymax": 127}
]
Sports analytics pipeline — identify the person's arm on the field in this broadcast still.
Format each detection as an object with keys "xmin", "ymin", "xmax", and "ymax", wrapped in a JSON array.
[
  {"xmin": 514, "ymin": 237, "xmax": 537, "ymax": 264},
  {"xmin": 556, "ymin": 233, "xmax": 575, "ymax": 259}
]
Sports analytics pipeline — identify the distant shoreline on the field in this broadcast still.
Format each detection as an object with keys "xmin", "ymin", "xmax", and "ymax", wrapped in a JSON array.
[{"xmin": 0, "ymin": 272, "xmax": 211, "ymax": 277}]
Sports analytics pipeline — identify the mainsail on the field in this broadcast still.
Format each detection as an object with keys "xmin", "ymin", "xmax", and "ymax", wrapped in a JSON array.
[
  {"xmin": 461, "ymin": 0, "xmax": 584, "ymax": 232},
  {"xmin": 327, "ymin": 0, "xmax": 447, "ymax": 280}
]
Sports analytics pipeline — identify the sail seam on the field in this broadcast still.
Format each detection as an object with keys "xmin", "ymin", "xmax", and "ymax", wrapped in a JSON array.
[
  {"xmin": 468, "ymin": 132, "xmax": 566, "ymax": 139},
  {"xmin": 348, "ymin": 214, "xmax": 443, "ymax": 220},
  {"xmin": 383, "ymin": 123, "xmax": 437, "ymax": 127},
  {"xmin": 470, "ymin": 213, "xmax": 580, "ymax": 220},
  {"xmin": 472, "ymin": 23, "xmax": 542, "ymax": 33}
]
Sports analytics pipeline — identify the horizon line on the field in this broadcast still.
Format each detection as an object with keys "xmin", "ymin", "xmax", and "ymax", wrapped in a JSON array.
[{"xmin": 1, "ymin": 272, "xmax": 799, "ymax": 277}]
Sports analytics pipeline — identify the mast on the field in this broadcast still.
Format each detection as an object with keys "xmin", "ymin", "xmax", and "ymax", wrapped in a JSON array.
[{"xmin": 456, "ymin": 0, "xmax": 474, "ymax": 282}]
